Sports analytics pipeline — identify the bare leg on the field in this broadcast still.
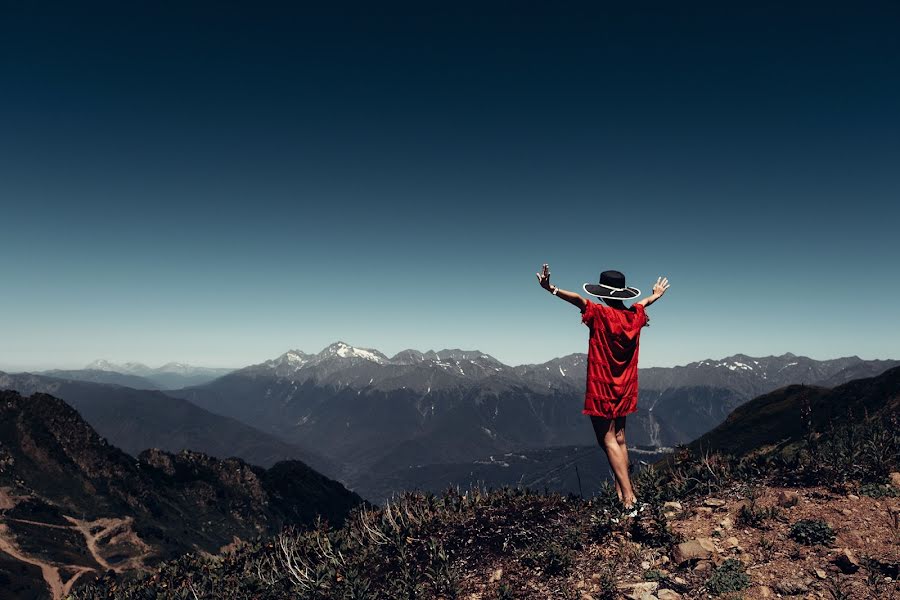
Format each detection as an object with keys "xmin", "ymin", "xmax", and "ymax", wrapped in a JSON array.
[
  {"xmin": 591, "ymin": 416, "xmax": 636, "ymax": 507},
  {"xmin": 614, "ymin": 416, "xmax": 633, "ymax": 503}
]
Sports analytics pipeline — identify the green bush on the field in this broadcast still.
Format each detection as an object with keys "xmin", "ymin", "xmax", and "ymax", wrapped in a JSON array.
[
  {"xmin": 706, "ymin": 558, "xmax": 750, "ymax": 596},
  {"xmin": 858, "ymin": 483, "xmax": 899, "ymax": 498},
  {"xmin": 789, "ymin": 519, "xmax": 835, "ymax": 546}
]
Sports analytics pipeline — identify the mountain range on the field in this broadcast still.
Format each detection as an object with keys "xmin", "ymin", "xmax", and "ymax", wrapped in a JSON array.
[
  {"xmin": 4, "ymin": 342, "xmax": 896, "ymax": 502},
  {"xmin": 166, "ymin": 342, "xmax": 898, "ymax": 500},
  {"xmin": 0, "ymin": 389, "xmax": 364, "ymax": 599},
  {"xmin": 52, "ymin": 360, "xmax": 236, "ymax": 389}
]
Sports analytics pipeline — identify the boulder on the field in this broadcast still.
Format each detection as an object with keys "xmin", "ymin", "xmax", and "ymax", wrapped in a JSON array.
[
  {"xmin": 672, "ymin": 537, "xmax": 716, "ymax": 565},
  {"xmin": 618, "ymin": 581, "xmax": 658, "ymax": 600},
  {"xmin": 657, "ymin": 590, "xmax": 682, "ymax": 600},
  {"xmin": 704, "ymin": 498, "xmax": 727, "ymax": 508},
  {"xmin": 890, "ymin": 472, "xmax": 900, "ymax": 489}
]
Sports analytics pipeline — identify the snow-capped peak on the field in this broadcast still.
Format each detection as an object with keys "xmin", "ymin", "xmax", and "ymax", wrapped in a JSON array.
[
  {"xmin": 86, "ymin": 359, "xmax": 118, "ymax": 372},
  {"xmin": 84, "ymin": 359, "xmax": 152, "ymax": 375},
  {"xmin": 318, "ymin": 341, "xmax": 388, "ymax": 364}
]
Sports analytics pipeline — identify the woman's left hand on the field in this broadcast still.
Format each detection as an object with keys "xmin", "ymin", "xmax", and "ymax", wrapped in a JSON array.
[{"xmin": 536, "ymin": 263, "xmax": 552, "ymax": 291}]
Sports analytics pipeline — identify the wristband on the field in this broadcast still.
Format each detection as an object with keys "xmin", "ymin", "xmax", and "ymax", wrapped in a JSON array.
[{"xmin": 551, "ymin": 285, "xmax": 559, "ymax": 295}]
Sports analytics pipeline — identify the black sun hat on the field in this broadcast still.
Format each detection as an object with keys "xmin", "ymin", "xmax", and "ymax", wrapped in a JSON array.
[{"xmin": 583, "ymin": 270, "xmax": 641, "ymax": 300}]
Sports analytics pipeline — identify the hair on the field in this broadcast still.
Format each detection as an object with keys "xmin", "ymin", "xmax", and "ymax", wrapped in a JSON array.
[{"xmin": 601, "ymin": 297, "xmax": 627, "ymax": 310}]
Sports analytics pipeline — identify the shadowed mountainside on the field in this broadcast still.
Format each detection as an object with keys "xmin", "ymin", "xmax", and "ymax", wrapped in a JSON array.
[
  {"xmin": 686, "ymin": 365, "xmax": 900, "ymax": 459},
  {"xmin": 0, "ymin": 372, "xmax": 337, "ymax": 478},
  {"xmin": 0, "ymin": 390, "xmax": 366, "ymax": 600}
]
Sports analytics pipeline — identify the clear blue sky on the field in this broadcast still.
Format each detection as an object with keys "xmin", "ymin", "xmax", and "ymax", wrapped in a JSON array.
[{"xmin": 1, "ymin": 1, "xmax": 898, "ymax": 371}]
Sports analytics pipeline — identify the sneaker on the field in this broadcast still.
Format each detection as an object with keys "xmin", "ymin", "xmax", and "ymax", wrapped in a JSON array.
[{"xmin": 623, "ymin": 502, "xmax": 650, "ymax": 519}]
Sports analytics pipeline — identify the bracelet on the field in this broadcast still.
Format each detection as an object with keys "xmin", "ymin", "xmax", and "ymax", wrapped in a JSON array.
[{"xmin": 551, "ymin": 285, "xmax": 559, "ymax": 295}]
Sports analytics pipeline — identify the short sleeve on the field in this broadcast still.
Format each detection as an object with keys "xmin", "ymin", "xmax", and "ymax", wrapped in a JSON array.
[
  {"xmin": 632, "ymin": 302, "xmax": 649, "ymax": 327},
  {"xmin": 581, "ymin": 300, "xmax": 596, "ymax": 327}
]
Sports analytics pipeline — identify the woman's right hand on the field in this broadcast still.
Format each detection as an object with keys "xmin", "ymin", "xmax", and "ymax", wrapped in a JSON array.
[
  {"xmin": 652, "ymin": 276, "xmax": 670, "ymax": 297},
  {"xmin": 536, "ymin": 263, "xmax": 552, "ymax": 290}
]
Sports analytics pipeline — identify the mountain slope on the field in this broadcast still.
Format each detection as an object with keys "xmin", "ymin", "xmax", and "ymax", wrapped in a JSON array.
[
  {"xmin": 687, "ymin": 365, "xmax": 900, "ymax": 458},
  {"xmin": 0, "ymin": 390, "xmax": 365, "ymax": 599},
  {"xmin": 0, "ymin": 372, "xmax": 337, "ymax": 477}
]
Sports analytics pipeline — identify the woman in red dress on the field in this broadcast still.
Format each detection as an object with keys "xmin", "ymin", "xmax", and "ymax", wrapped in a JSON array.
[{"xmin": 537, "ymin": 264, "xmax": 669, "ymax": 512}]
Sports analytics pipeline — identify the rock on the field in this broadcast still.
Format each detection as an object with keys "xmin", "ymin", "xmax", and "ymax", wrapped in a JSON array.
[
  {"xmin": 673, "ymin": 576, "xmax": 687, "ymax": 585},
  {"xmin": 664, "ymin": 501, "xmax": 683, "ymax": 511},
  {"xmin": 775, "ymin": 579, "xmax": 809, "ymax": 595},
  {"xmin": 581, "ymin": 594, "xmax": 594, "ymax": 600},
  {"xmin": 704, "ymin": 498, "xmax": 727, "ymax": 507},
  {"xmin": 657, "ymin": 590, "xmax": 682, "ymax": 600},
  {"xmin": 720, "ymin": 516, "xmax": 734, "ymax": 530},
  {"xmin": 641, "ymin": 561, "xmax": 651, "ymax": 570},
  {"xmin": 834, "ymin": 549, "xmax": 860, "ymax": 573},
  {"xmin": 815, "ymin": 568, "xmax": 827, "ymax": 579},
  {"xmin": 841, "ymin": 508, "xmax": 853, "ymax": 516},
  {"xmin": 847, "ymin": 494, "xmax": 860, "ymax": 500},
  {"xmin": 693, "ymin": 559, "xmax": 713, "ymax": 573},
  {"xmin": 777, "ymin": 491, "xmax": 799, "ymax": 506},
  {"xmin": 725, "ymin": 536, "xmax": 739, "ymax": 548},
  {"xmin": 758, "ymin": 585, "xmax": 773, "ymax": 598},
  {"xmin": 618, "ymin": 581, "xmax": 658, "ymax": 600},
  {"xmin": 696, "ymin": 506, "xmax": 713, "ymax": 514},
  {"xmin": 489, "ymin": 568, "xmax": 502, "ymax": 582},
  {"xmin": 890, "ymin": 472, "xmax": 900, "ymax": 489},
  {"xmin": 672, "ymin": 538, "xmax": 716, "ymax": 564}
]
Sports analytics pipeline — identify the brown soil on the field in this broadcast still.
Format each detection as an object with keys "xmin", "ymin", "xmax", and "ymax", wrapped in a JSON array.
[{"xmin": 457, "ymin": 484, "xmax": 899, "ymax": 599}]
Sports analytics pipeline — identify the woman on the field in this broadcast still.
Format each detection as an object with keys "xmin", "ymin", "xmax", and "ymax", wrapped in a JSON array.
[{"xmin": 536, "ymin": 264, "xmax": 669, "ymax": 513}]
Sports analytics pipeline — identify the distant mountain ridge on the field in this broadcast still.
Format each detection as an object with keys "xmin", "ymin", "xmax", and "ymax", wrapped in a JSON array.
[{"xmin": 80, "ymin": 360, "xmax": 233, "ymax": 389}]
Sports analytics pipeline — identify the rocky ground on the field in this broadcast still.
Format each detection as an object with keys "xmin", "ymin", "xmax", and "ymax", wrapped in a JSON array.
[{"xmin": 458, "ymin": 481, "xmax": 899, "ymax": 600}]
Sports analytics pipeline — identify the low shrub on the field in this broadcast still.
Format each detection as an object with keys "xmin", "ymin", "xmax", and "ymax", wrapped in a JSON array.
[
  {"xmin": 705, "ymin": 558, "xmax": 750, "ymax": 596},
  {"xmin": 789, "ymin": 519, "xmax": 835, "ymax": 546}
]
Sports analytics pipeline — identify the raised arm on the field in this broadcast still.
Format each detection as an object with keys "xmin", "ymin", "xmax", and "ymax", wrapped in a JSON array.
[
  {"xmin": 536, "ymin": 263, "xmax": 587, "ymax": 311},
  {"xmin": 635, "ymin": 276, "xmax": 670, "ymax": 307}
]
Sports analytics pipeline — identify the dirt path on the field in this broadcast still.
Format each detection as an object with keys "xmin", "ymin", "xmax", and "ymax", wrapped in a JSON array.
[
  {"xmin": 0, "ymin": 522, "xmax": 65, "ymax": 599},
  {"xmin": 0, "ymin": 496, "xmax": 152, "ymax": 599},
  {"xmin": 6, "ymin": 517, "xmax": 72, "ymax": 530},
  {"xmin": 65, "ymin": 515, "xmax": 152, "ymax": 573}
]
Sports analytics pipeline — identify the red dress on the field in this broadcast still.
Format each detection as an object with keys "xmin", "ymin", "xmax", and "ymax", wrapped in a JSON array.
[{"xmin": 581, "ymin": 300, "xmax": 649, "ymax": 418}]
